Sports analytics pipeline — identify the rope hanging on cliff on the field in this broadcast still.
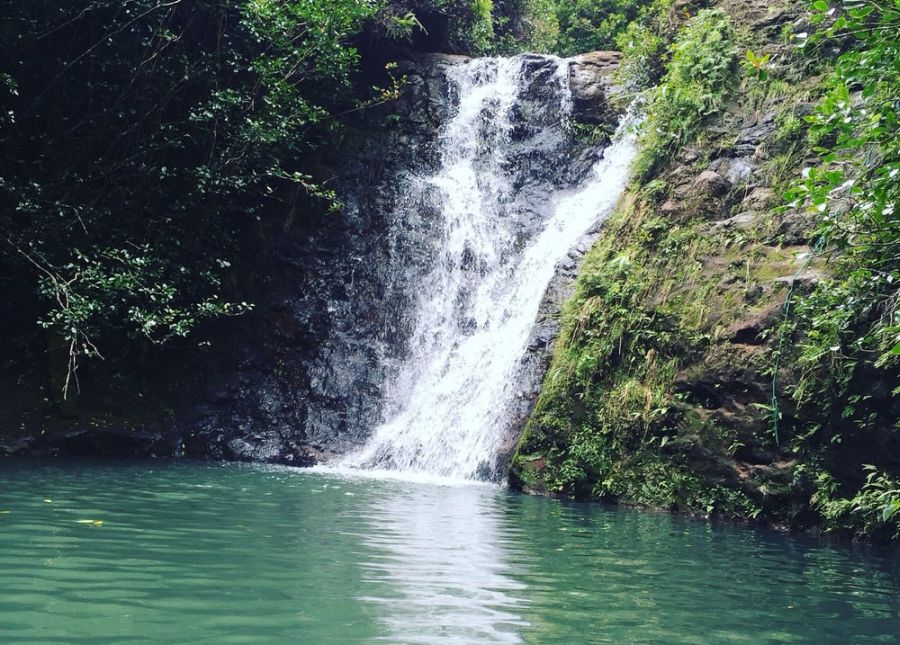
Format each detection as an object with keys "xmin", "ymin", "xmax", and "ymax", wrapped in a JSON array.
[{"xmin": 770, "ymin": 235, "xmax": 827, "ymax": 446}]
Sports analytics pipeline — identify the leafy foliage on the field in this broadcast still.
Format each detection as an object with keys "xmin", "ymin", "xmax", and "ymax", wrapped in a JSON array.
[
  {"xmin": 786, "ymin": 0, "xmax": 900, "ymax": 373},
  {"xmin": 491, "ymin": 0, "xmax": 561, "ymax": 53},
  {"xmin": 632, "ymin": 8, "xmax": 737, "ymax": 181},
  {"xmin": 377, "ymin": 0, "xmax": 499, "ymax": 52},
  {"xmin": 743, "ymin": 50, "xmax": 772, "ymax": 82},
  {"xmin": 775, "ymin": 0, "xmax": 900, "ymax": 538},
  {"xmin": 613, "ymin": 0, "xmax": 680, "ymax": 91},
  {"xmin": 554, "ymin": 0, "xmax": 650, "ymax": 56},
  {"xmin": 813, "ymin": 467, "xmax": 900, "ymax": 540},
  {"xmin": 0, "ymin": 0, "xmax": 379, "ymax": 393}
]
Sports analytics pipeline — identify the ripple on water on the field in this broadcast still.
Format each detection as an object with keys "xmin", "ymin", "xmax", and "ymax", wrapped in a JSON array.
[{"xmin": 0, "ymin": 459, "xmax": 898, "ymax": 644}]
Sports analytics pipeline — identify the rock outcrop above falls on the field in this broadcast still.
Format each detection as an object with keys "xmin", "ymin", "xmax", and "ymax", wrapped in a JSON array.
[{"xmin": 568, "ymin": 51, "xmax": 621, "ymax": 124}]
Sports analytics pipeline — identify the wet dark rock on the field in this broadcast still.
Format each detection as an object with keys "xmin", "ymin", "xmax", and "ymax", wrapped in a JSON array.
[
  {"xmin": 152, "ymin": 53, "xmax": 469, "ymax": 463},
  {"xmin": 737, "ymin": 113, "xmax": 777, "ymax": 149},
  {"xmin": 694, "ymin": 170, "xmax": 732, "ymax": 197},
  {"xmin": 34, "ymin": 425, "xmax": 176, "ymax": 459},
  {"xmin": 0, "ymin": 435, "xmax": 33, "ymax": 457},
  {"xmin": 4, "ymin": 51, "xmax": 624, "ymax": 471},
  {"xmin": 187, "ymin": 53, "xmax": 618, "ymax": 467},
  {"xmin": 395, "ymin": 53, "xmax": 471, "ymax": 126}
]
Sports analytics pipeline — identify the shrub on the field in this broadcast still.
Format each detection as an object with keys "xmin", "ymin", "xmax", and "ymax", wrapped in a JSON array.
[
  {"xmin": 0, "ymin": 0, "xmax": 378, "ymax": 392},
  {"xmin": 554, "ymin": 0, "xmax": 651, "ymax": 56},
  {"xmin": 614, "ymin": 0, "xmax": 679, "ymax": 90},
  {"xmin": 632, "ymin": 8, "xmax": 737, "ymax": 181}
]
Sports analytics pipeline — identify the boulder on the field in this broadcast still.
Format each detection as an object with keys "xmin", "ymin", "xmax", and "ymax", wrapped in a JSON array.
[
  {"xmin": 694, "ymin": 169, "xmax": 732, "ymax": 197},
  {"xmin": 689, "ymin": 170, "xmax": 732, "ymax": 218},
  {"xmin": 775, "ymin": 210, "xmax": 816, "ymax": 245},
  {"xmin": 742, "ymin": 186, "xmax": 776, "ymax": 210},
  {"xmin": 568, "ymin": 51, "xmax": 621, "ymax": 124},
  {"xmin": 708, "ymin": 210, "xmax": 758, "ymax": 233},
  {"xmin": 774, "ymin": 269, "xmax": 823, "ymax": 288},
  {"xmin": 709, "ymin": 157, "xmax": 754, "ymax": 184},
  {"xmin": 660, "ymin": 199, "xmax": 681, "ymax": 217}
]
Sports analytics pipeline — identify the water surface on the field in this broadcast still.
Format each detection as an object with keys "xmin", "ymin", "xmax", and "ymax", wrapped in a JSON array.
[{"xmin": 0, "ymin": 459, "xmax": 897, "ymax": 643}]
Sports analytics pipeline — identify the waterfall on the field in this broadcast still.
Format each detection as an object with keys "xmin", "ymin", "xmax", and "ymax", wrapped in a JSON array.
[{"xmin": 340, "ymin": 55, "xmax": 636, "ymax": 480}]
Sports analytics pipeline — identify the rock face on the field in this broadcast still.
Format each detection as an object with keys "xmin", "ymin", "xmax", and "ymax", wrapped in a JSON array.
[
  {"xmin": 511, "ymin": 0, "xmax": 898, "ymax": 539},
  {"xmin": 172, "ymin": 53, "xmax": 474, "ymax": 465},
  {"xmin": 480, "ymin": 54, "xmax": 623, "ymax": 471},
  {"xmin": 569, "ymin": 51, "xmax": 621, "ymax": 124},
  {"xmin": 1, "ymin": 51, "xmax": 622, "ymax": 468},
  {"xmin": 179, "ymin": 52, "xmax": 621, "ymax": 468}
]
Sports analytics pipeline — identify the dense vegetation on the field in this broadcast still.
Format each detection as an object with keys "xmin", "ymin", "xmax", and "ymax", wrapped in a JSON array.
[
  {"xmin": 512, "ymin": 0, "xmax": 900, "ymax": 541},
  {"xmin": 779, "ymin": 0, "xmax": 900, "ymax": 537},
  {"xmin": 0, "ymin": 0, "xmax": 386, "ymax": 396},
  {"xmin": 513, "ymin": 3, "xmax": 755, "ymax": 515}
]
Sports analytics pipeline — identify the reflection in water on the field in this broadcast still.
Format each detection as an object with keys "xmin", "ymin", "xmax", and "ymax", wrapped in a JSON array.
[
  {"xmin": 501, "ymin": 497, "xmax": 900, "ymax": 644},
  {"xmin": 356, "ymin": 481, "xmax": 529, "ymax": 643}
]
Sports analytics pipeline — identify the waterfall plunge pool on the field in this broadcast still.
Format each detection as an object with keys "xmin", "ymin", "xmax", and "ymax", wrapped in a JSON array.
[{"xmin": 1, "ymin": 458, "xmax": 898, "ymax": 643}]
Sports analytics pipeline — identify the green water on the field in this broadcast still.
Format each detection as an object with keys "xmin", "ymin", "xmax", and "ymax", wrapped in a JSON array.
[{"xmin": 0, "ymin": 460, "xmax": 897, "ymax": 643}]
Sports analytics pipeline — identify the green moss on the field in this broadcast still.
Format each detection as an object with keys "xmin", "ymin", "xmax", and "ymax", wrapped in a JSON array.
[
  {"xmin": 511, "ymin": 181, "xmax": 766, "ymax": 517},
  {"xmin": 633, "ymin": 8, "xmax": 738, "ymax": 182},
  {"xmin": 512, "ymin": 6, "xmax": 835, "ymax": 524}
]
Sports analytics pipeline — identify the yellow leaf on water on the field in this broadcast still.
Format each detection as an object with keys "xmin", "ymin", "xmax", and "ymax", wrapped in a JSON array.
[{"xmin": 76, "ymin": 519, "xmax": 104, "ymax": 526}]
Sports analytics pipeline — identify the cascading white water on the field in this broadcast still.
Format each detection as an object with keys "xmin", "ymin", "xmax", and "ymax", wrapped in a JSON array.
[{"xmin": 341, "ymin": 55, "xmax": 637, "ymax": 480}]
